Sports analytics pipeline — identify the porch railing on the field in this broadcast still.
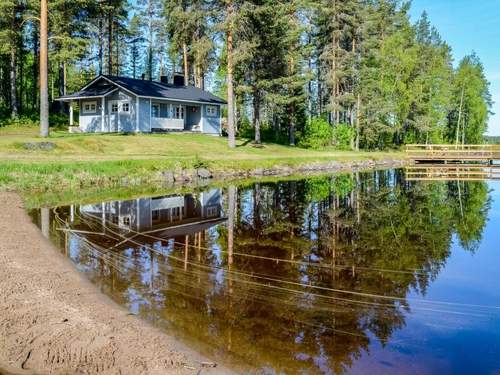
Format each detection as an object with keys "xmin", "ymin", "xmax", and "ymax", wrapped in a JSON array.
[{"xmin": 151, "ymin": 118, "xmax": 184, "ymax": 130}]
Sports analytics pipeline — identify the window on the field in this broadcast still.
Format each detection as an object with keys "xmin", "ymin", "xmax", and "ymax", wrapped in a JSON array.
[
  {"xmin": 121, "ymin": 102, "xmax": 129, "ymax": 112},
  {"xmin": 83, "ymin": 101, "xmax": 97, "ymax": 114},
  {"xmin": 120, "ymin": 216, "xmax": 131, "ymax": 227},
  {"xmin": 152, "ymin": 210, "xmax": 160, "ymax": 221},
  {"xmin": 111, "ymin": 103, "xmax": 119, "ymax": 113},
  {"xmin": 206, "ymin": 206, "xmax": 218, "ymax": 217},
  {"xmin": 206, "ymin": 105, "xmax": 217, "ymax": 117},
  {"xmin": 152, "ymin": 104, "xmax": 160, "ymax": 118},
  {"xmin": 173, "ymin": 105, "xmax": 184, "ymax": 119}
]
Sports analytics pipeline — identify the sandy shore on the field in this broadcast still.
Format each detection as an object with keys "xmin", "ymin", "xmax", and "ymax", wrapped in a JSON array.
[{"xmin": 0, "ymin": 192, "xmax": 234, "ymax": 375}]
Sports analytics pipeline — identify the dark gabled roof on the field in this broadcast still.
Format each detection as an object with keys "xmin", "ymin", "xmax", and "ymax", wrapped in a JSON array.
[
  {"xmin": 106, "ymin": 75, "xmax": 226, "ymax": 104},
  {"xmin": 56, "ymin": 85, "xmax": 116, "ymax": 100},
  {"xmin": 56, "ymin": 75, "xmax": 227, "ymax": 105}
]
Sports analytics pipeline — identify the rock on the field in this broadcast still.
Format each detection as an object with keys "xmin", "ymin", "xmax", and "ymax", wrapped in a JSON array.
[
  {"xmin": 197, "ymin": 168, "xmax": 212, "ymax": 179},
  {"xmin": 161, "ymin": 171, "xmax": 175, "ymax": 183},
  {"xmin": 22, "ymin": 142, "xmax": 56, "ymax": 151},
  {"xmin": 181, "ymin": 169, "xmax": 197, "ymax": 182}
]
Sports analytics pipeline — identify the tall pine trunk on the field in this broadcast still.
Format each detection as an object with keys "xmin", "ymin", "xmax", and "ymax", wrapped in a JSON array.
[
  {"xmin": 182, "ymin": 43, "xmax": 189, "ymax": 86},
  {"xmin": 226, "ymin": 0, "xmax": 236, "ymax": 148},
  {"xmin": 355, "ymin": 93, "xmax": 361, "ymax": 151},
  {"xmin": 107, "ymin": 8, "xmax": 113, "ymax": 75},
  {"xmin": 32, "ymin": 24, "xmax": 38, "ymax": 111},
  {"xmin": 10, "ymin": 49, "xmax": 18, "ymax": 118},
  {"xmin": 98, "ymin": 17, "xmax": 103, "ymax": 75},
  {"xmin": 40, "ymin": 0, "xmax": 49, "ymax": 137},
  {"xmin": 148, "ymin": 16, "xmax": 153, "ymax": 80},
  {"xmin": 253, "ymin": 90, "xmax": 261, "ymax": 144},
  {"xmin": 455, "ymin": 83, "xmax": 465, "ymax": 146}
]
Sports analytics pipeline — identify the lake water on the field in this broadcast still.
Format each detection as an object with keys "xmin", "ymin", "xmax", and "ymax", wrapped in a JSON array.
[{"xmin": 30, "ymin": 169, "xmax": 500, "ymax": 374}]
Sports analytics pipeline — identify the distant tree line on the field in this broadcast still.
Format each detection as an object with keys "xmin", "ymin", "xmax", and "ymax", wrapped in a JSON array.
[{"xmin": 0, "ymin": 0, "xmax": 493, "ymax": 148}]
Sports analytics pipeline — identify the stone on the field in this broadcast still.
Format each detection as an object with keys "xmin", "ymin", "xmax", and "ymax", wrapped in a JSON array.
[
  {"xmin": 161, "ymin": 171, "xmax": 175, "ymax": 183},
  {"xmin": 22, "ymin": 142, "xmax": 56, "ymax": 151},
  {"xmin": 197, "ymin": 168, "xmax": 212, "ymax": 179}
]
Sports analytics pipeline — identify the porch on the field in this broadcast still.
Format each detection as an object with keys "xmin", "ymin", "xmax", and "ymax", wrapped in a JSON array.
[{"xmin": 150, "ymin": 101, "xmax": 202, "ymax": 132}]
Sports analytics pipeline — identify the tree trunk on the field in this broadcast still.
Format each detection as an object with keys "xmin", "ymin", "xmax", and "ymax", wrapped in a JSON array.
[
  {"xmin": 227, "ymin": 185, "xmax": 236, "ymax": 267},
  {"xmin": 148, "ymin": 15, "xmax": 153, "ymax": 80},
  {"xmin": 32, "ymin": 23, "xmax": 38, "ymax": 111},
  {"xmin": 98, "ymin": 17, "xmax": 103, "ymax": 75},
  {"xmin": 115, "ymin": 31, "xmax": 120, "ymax": 75},
  {"xmin": 40, "ymin": 0, "xmax": 49, "ymax": 137},
  {"xmin": 226, "ymin": 0, "xmax": 236, "ymax": 148},
  {"xmin": 183, "ymin": 42, "xmax": 189, "ymax": 86},
  {"xmin": 10, "ymin": 49, "xmax": 18, "ymax": 118},
  {"xmin": 58, "ymin": 62, "xmax": 65, "ymax": 113},
  {"xmin": 331, "ymin": 33, "xmax": 337, "ymax": 125},
  {"xmin": 355, "ymin": 93, "xmax": 361, "ymax": 151},
  {"xmin": 455, "ymin": 83, "xmax": 465, "ymax": 146},
  {"xmin": 317, "ymin": 65, "xmax": 323, "ymax": 115},
  {"xmin": 253, "ymin": 90, "xmax": 261, "ymax": 144},
  {"xmin": 158, "ymin": 53, "xmax": 163, "ymax": 80},
  {"xmin": 108, "ymin": 9, "xmax": 113, "ymax": 75},
  {"xmin": 289, "ymin": 103, "xmax": 296, "ymax": 146},
  {"xmin": 307, "ymin": 26, "xmax": 313, "ymax": 121}
]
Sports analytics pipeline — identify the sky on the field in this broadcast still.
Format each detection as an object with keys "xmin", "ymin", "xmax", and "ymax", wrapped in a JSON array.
[{"xmin": 409, "ymin": 0, "xmax": 500, "ymax": 135}]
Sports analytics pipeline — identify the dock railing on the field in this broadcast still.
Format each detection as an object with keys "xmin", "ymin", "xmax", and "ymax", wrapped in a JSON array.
[
  {"xmin": 405, "ymin": 164, "xmax": 500, "ymax": 181},
  {"xmin": 406, "ymin": 144, "xmax": 500, "ymax": 162}
]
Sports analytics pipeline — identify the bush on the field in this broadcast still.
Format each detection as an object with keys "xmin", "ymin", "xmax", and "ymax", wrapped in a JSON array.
[
  {"xmin": 0, "ymin": 112, "xmax": 69, "ymax": 130},
  {"xmin": 332, "ymin": 123, "xmax": 355, "ymax": 150},
  {"xmin": 0, "ymin": 116, "xmax": 38, "ymax": 128},
  {"xmin": 238, "ymin": 116, "xmax": 254, "ymax": 139},
  {"xmin": 298, "ymin": 117, "xmax": 333, "ymax": 149}
]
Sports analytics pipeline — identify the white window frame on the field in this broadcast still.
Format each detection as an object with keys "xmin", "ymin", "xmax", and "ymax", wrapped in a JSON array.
[
  {"xmin": 152, "ymin": 103, "xmax": 160, "ymax": 118},
  {"xmin": 82, "ymin": 101, "xmax": 97, "ymax": 114},
  {"xmin": 173, "ymin": 105, "xmax": 184, "ymax": 120},
  {"xmin": 120, "ymin": 215, "xmax": 131, "ymax": 228},
  {"xmin": 121, "ymin": 102, "xmax": 130, "ymax": 113},
  {"xmin": 111, "ymin": 102, "xmax": 119, "ymax": 114},
  {"xmin": 206, "ymin": 105, "xmax": 217, "ymax": 117}
]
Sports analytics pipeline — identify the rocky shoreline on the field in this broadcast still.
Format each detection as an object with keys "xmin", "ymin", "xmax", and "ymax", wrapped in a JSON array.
[{"xmin": 157, "ymin": 157, "xmax": 410, "ymax": 185}]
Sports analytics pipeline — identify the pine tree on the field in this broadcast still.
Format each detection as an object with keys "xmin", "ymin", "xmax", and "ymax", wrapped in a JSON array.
[
  {"xmin": 127, "ymin": 15, "xmax": 145, "ymax": 79},
  {"xmin": 0, "ymin": 0, "xmax": 22, "ymax": 118},
  {"xmin": 448, "ymin": 54, "xmax": 492, "ymax": 144},
  {"xmin": 137, "ymin": 0, "xmax": 161, "ymax": 80}
]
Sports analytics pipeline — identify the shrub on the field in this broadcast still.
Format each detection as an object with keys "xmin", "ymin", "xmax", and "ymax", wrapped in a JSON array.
[
  {"xmin": 298, "ymin": 117, "xmax": 333, "ymax": 149},
  {"xmin": 332, "ymin": 123, "xmax": 355, "ymax": 150},
  {"xmin": 0, "ymin": 112, "xmax": 69, "ymax": 130}
]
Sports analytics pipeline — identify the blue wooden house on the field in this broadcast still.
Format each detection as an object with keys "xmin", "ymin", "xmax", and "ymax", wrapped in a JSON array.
[{"xmin": 56, "ymin": 74, "xmax": 226, "ymax": 135}]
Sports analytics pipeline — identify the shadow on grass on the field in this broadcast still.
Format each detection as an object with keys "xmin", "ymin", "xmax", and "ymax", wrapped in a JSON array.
[{"xmin": 236, "ymin": 139, "xmax": 252, "ymax": 148}]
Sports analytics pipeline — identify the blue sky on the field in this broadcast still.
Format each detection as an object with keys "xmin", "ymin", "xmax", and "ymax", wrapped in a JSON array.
[{"xmin": 409, "ymin": 0, "xmax": 500, "ymax": 135}]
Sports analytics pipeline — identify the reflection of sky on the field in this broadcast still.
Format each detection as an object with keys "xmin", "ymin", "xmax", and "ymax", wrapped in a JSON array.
[{"xmin": 348, "ymin": 181, "xmax": 500, "ymax": 374}]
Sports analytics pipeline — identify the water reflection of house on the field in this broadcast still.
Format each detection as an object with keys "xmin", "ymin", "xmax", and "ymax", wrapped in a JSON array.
[{"xmin": 69, "ymin": 189, "xmax": 224, "ymax": 241}]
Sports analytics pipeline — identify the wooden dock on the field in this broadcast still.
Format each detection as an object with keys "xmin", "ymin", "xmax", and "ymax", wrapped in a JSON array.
[
  {"xmin": 406, "ymin": 144, "xmax": 500, "ymax": 163},
  {"xmin": 405, "ymin": 164, "xmax": 500, "ymax": 181}
]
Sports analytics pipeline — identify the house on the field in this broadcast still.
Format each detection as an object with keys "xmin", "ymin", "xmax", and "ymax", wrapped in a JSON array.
[
  {"xmin": 56, "ymin": 74, "xmax": 226, "ymax": 135},
  {"xmin": 78, "ymin": 189, "xmax": 224, "ymax": 237}
]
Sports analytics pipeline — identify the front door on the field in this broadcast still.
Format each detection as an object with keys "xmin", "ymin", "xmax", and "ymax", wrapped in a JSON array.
[{"xmin": 108, "ymin": 100, "xmax": 119, "ymax": 132}]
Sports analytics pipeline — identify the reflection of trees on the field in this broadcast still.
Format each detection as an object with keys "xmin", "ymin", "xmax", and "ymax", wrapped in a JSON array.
[
  {"xmin": 448, "ymin": 180, "xmax": 491, "ymax": 252},
  {"xmin": 34, "ymin": 171, "xmax": 491, "ymax": 374}
]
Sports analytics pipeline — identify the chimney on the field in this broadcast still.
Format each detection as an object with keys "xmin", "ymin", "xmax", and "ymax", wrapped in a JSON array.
[
  {"xmin": 160, "ymin": 75, "xmax": 169, "ymax": 85},
  {"xmin": 173, "ymin": 73, "xmax": 185, "ymax": 86},
  {"xmin": 141, "ymin": 73, "xmax": 145, "ymax": 80}
]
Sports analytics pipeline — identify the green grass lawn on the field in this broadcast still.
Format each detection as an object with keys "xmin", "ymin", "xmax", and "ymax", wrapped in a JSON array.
[{"xmin": 0, "ymin": 125, "xmax": 405, "ymax": 194}]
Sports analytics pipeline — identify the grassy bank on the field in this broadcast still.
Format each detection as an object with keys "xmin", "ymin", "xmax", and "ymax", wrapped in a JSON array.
[{"xmin": 0, "ymin": 125, "xmax": 405, "ymax": 195}]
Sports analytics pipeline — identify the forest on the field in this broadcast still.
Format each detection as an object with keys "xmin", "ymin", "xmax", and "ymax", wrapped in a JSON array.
[{"xmin": 0, "ymin": 0, "xmax": 493, "ymax": 149}]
